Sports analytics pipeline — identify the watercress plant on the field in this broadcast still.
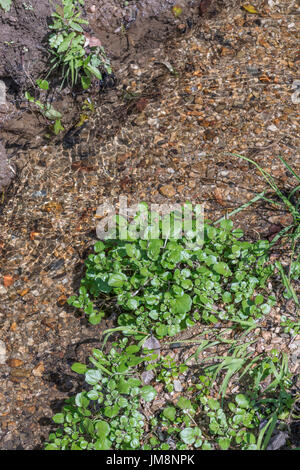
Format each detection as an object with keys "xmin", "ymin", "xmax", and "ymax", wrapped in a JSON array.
[{"xmin": 68, "ymin": 216, "xmax": 275, "ymax": 337}]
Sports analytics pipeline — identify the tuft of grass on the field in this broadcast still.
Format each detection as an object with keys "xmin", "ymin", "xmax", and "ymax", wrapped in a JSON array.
[{"xmin": 230, "ymin": 153, "xmax": 299, "ymax": 310}]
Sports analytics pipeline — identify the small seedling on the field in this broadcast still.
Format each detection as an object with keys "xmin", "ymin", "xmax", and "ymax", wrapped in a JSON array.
[
  {"xmin": 0, "ymin": 0, "xmax": 12, "ymax": 12},
  {"xmin": 47, "ymin": 0, "xmax": 112, "ymax": 89}
]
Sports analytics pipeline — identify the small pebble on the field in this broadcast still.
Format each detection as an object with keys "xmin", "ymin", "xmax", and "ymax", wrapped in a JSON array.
[
  {"xmin": 0, "ymin": 340, "xmax": 6, "ymax": 364},
  {"xmin": 173, "ymin": 380, "xmax": 183, "ymax": 392},
  {"xmin": 0, "ymin": 285, "xmax": 7, "ymax": 295},
  {"xmin": 159, "ymin": 184, "xmax": 176, "ymax": 197}
]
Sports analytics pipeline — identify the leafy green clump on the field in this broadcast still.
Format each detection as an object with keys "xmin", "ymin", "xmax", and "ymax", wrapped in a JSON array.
[
  {"xmin": 68, "ymin": 218, "xmax": 275, "ymax": 337},
  {"xmin": 45, "ymin": 339, "xmax": 158, "ymax": 450},
  {"xmin": 48, "ymin": 0, "xmax": 111, "ymax": 89},
  {"xmin": 45, "ymin": 336, "xmax": 295, "ymax": 451}
]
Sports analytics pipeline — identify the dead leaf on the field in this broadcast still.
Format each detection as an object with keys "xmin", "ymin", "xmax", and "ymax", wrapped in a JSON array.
[
  {"xmin": 242, "ymin": 4, "xmax": 259, "ymax": 14},
  {"xmin": 172, "ymin": 5, "xmax": 183, "ymax": 17},
  {"xmin": 136, "ymin": 98, "xmax": 148, "ymax": 112},
  {"xmin": 214, "ymin": 188, "xmax": 226, "ymax": 206},
  {"xmin": 3, "ymin": 275, "xmax": 14, "ymax": 287},
  {"xmin": 7, "ymin": 358, "xmax": 23, "ymax": 368},
  {"xmin": 30, "ymin": 231, "xmax": 40, "ymax": 241},
  {"xmin": 57, "ymin": 294, "xmax": 67, "ymax": 306},
  {"xmin": 259, "ymin": 74, "xmax": 272, "ymax": 83},
  {"xmin": 267, "ymin": 431, "xmax": 288, "ymax": 450},
  {"xmin": 258, "ymin": 37, "xmax": 270, "ymax": 48},
  {"xmin": 71, "ymin": 162, "xmax": 97, "ymax": 172},
  {"xmin": 117, "ymin": 153, "xmax": 132, "ymax": 164},
  {"xmin": 18, "ymin": 288, "xmax": 29, "ymax": 297},
  {"xmin": 266, "ymin": 224, "xmax": 283, "ymax": 241},
  {"xmin": 203, "ymin": 129, "xmax": 216, "ymax": 141},
  {"xmin": 43, "ymin": 202, "xmax": 63, "ymax": 214},
  {"xmin": 10, "ymin": 321, "xmax": 18, "ymax": 331}
]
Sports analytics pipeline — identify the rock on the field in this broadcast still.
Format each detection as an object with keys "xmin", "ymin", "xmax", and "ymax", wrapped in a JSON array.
[
  {"xmin": 0, "ymin": 141, "xmax": 14, "ymax": 192},
  {"xmin": 0, "ymin": 285, "xmax": 7, "ymax": 295},
  {"xmin": 267, "ymin": 431, "xmax": 289, "ymax": 450},
  {"xmin": 32, "ymin": 362, "xmax": 45, "ymax": 377},
  {"xmin": 141, "ymin": 370, "xmax": 155, "ymax": 384},
  {"xmin": 289, "ymin": 340, "xmax": 300, "ymax": 365},
  {"xmin": 159, "ymin": 184, "xmax": 176, "ymax": 197},
  {"xmin": 173, "ymin": 380, "xmax": 183, "ymax": 392},
  {"xmin": 143, "ymin": 335, "xmax": 161, "ymax": 360},
  {"xmin": 0, "ymin": 80, "xmax": 6, "ymax": 106},
  {"xmin": 177, "ymin": 23, "xmax": 186, "ymax": 34},
  {"xmin": 291, "ymin": 81, "xmax": 300, "ymax": 104},
  {"xmin": 262, "ymin": 331, "xmax": 272, "ymax": 342},
  {"xmin": 0, "ymin": 340, "xmax": 6, "ymax": 364}
]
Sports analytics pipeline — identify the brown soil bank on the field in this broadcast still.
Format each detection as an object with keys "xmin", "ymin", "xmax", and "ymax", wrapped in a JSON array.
[{"xmin": 0, "ymin": 0, "xmax": 222, "ymax": 149}]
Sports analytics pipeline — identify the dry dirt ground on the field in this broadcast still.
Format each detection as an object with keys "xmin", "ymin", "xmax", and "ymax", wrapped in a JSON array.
[{"xmin": 0, "ymin": 0, "xmax": 299, "ymax": 449}]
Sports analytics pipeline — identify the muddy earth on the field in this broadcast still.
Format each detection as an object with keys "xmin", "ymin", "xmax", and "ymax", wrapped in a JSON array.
[{"xmin": 0, "ymin": 142, "xmax": 14, "ymax": 192}]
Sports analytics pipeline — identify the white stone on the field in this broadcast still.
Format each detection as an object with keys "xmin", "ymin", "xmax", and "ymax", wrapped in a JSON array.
[
  {"xmin": 0, "ymin": 340, "xmax": 6, "ymax": 364},
  {"xmin": 0, "ymin": 285, "xmax": 7, "ymax": 295},
  {"xmin": 173, "ymin": 380, "xmax": 183, "ymax": 392},
  {"xmin": 291, "ymin": 81, "xmax": 300, "ymax": 104},
  {"xmin": 0, "ymin": 80, "xmax": 6, "ymax": 106}
]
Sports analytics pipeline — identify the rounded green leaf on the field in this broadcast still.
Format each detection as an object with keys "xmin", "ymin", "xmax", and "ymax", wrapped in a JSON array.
[
  {"xmin": 163, "ymin": 406, "xmax": 176, "ymax": 422},
  {"xmin": 87, "ymin": 389, "xmax": 99, "ymax": 400},
  {"xmin": 220, "ymin": 219, "xmax": 233, "ymax": 231},
  {"xmin": 94, "ymin": 438, "xmax": 111, "ymax": 450},
  {"xmin": 108, "ymin": 273, "xmax": 127, "ymax": 287},
  {"xmin": 177, "ymin": 397, "xmax": 193, "ymax": 411},
  {"xmin": 207, "ymin": 398, "xmax": 220, "ymax": 411},
  {"xmin": 104, "ymin": 404, "xmax": 120, "ymax": 418},
  {"xmin": 213, "ymin": 262, "xmax": 231, "ymax": 276},
  {"xmin": 89, "ymin": 311, "xmax": 104, "ymax": 325},
  {"xmin": 117, "ymin": 377, "xmax": 131, "ymax": 394},
  {"xmin": 127, "ymin": 298, "xmax": 138, "ymax": 310},
  {"xmin": 180, "ymin": 427, "xmax": 197, "ymax": 445},
  {"xmin": 235, "ymin": 394, "xmax": 250, "ymax": 409},
  {"xmin": 173, "ymin": 294, "xmax": 192, "ymax": 314},
  {"xmin": 75, "ymin": 392, "xmax": 89, "ymax": 408},
  {"xmin": 261, "ymin": 303, "xmax": 271, "ymax": 314},
  {"xmin": 254, "ymin": 294, "xmax": 264, "ymax": 305},
  {"xmin": 222, "ymin": 291, "xmax": 232, "ymax": 303},
  {"xmin": 36, "ymin": 79, "xmax": 49, "ymax": 90},
  {"xmin": 71, "ymin": 362, "xmax": 87, "ymax": 374},
  {"xmin": 53, "ymin": 413, "xmax": 64, "ymax": 424},
  {"xmin": 141, "ymin": 385, "xmax": 157, "ymax": 402},
  {"xmin": 218, "ymin": 437, "xmax": 231, "ymax": 450},
  {"xmin": 95, "ymin": 420, "xmax": 110, "ymax": 438},
  {"xmin": 85, "ymin": 369, "xmax": 102, "ymax": 385}
]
